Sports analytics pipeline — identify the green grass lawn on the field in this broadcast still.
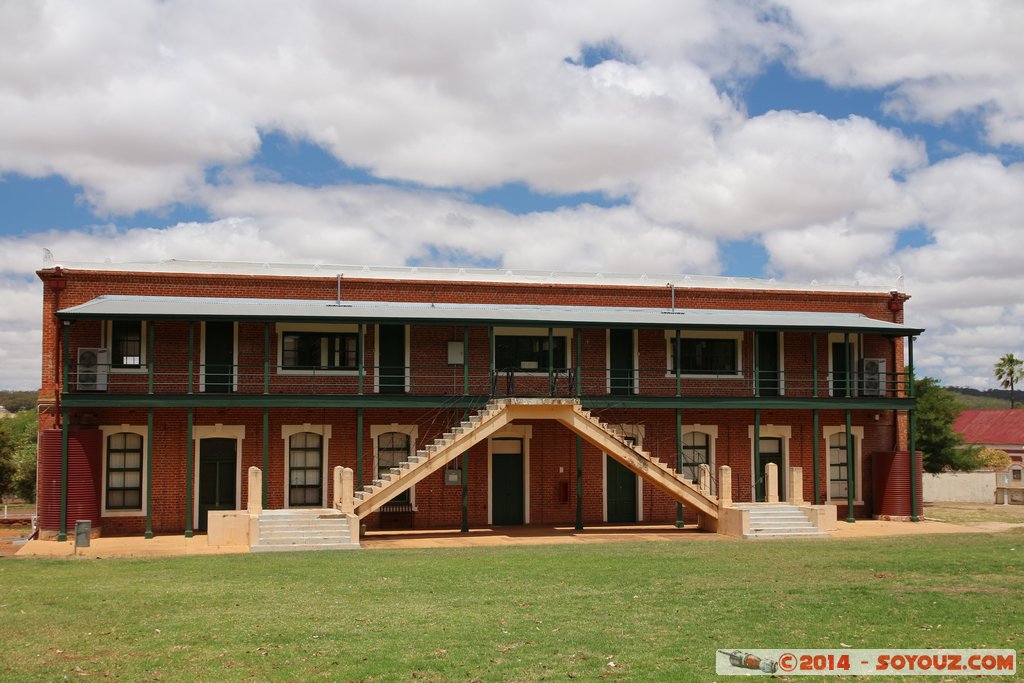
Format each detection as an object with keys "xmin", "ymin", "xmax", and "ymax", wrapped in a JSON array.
[
  {"xmin": 925, "ymin": 503, "xmax": 1024, "ymax": 525},
  {"xmin": 2, "ymin": 532, "xmax": 1022, "ymax": 681}
]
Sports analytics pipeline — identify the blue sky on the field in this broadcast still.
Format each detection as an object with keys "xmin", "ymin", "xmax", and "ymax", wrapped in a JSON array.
[{"xmin": 1, "ymin": 1, "xmax": 1023, "ymax": 389}]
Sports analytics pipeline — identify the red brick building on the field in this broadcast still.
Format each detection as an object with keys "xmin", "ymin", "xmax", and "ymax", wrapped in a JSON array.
[{"xmin": 35, "ymin": 261, "xmax": 924, "ymax": 543}]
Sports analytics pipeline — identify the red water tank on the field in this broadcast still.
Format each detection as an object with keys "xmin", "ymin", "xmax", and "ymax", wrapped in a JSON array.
[
  {"xmin": 872, "ymin": 450, "xmax": 923, "ymax": 518},
  {"xmin": 38, "ymin": 429, "xmax": 103, "ymax": 533}
]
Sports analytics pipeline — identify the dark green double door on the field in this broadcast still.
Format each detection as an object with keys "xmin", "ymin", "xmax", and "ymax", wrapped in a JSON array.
[
  {"xmin": 379, "ymin": 324, "xmax": 406, "ymax": 394},
  {"xmin": 205, "ymin": 322, "xmax": 234, "ymax": 393},
  {"xmin": 606, "ymin": 456, "xmax": 637, "ymax": 522},
  {"xmin": 197, "ymin": 438, "xmax": 236, "ymax": 532},
  {"xmin": 492, "ymin": 438, "xmax": 524, "ymax": 525}
]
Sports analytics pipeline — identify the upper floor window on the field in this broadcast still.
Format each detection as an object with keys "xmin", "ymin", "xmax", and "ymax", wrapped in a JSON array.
[
  {"xmin": 670, "ymin": 338, "xmax": 738, "ymax": 375},
  {"xmin": 282, "ymin": 332, "xmax": 357, "ymax": 370},
  {"xmin": 111, "ymin": 321, "xmax": 143, "ymax": 368},
  {"xmin": 496, "ymin": 335, "xmax": 567, "ymax": 371}
]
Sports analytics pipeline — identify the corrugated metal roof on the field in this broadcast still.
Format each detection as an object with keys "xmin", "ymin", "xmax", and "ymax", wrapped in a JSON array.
[
  {"xmin": 954, "ymin": 409, "xmax": 1024, "ymax": 446},
  {"xmin": 57, "ymin": 295, "xmax": 923, "ymax": 334}
]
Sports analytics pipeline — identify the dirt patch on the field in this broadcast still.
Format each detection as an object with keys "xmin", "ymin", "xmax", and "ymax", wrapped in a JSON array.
[{"xmin": 0, "ymin": 527, "xmax": 33, "ymax": 557}]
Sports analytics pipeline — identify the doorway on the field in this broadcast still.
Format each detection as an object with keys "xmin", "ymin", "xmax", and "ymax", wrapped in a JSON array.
[
  {"xmin": 491, "ymin": 438, "xmax": 524, "ymax": 525},
  {"xmin": 197, "ymin": 438, "xmax": 237, "ymax": 532},
  {"xmin": 755, "ymin": 437, "xmax": 784, "ymax": 502}
]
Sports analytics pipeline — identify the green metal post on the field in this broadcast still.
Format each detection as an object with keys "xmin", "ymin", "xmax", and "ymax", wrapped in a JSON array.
[
  {"xmin": 58, "ymin": 408, "xmax": 68, "ymax": 542},
  {"xmin": 462, "ymin": 326, "xmax": 469, "ymax": 396},
  {"xmin": 488, "ymin": 326, "xmax": 495, "ymax": 394},
  {"xmin": 575, "ymin": 435, "xmax": 583, "ymax": 531},
  {"xmin": 844, "ymin": 332, "xmax": 852, "ymax": 399},
  {"xmin": 187, "ymin": 322, "xmax": 194, "ymax": 395},
  {"xmin": 147, "ymin": 321, "xmax": 155, "ymax": 394},
  {"xmin": 356, "ymin": 408, "xmax": 364, "ymax": 487},
  {"xmin": 357, "ymin": 323, "xmax": 364, "ymax": 395},
  {"xmin": 812, "ymin": 408, "xmax": 820, "ymax": 505},
  {"xmin": 753, "ymin": 331, "xmax": 760, "ymax": 397},
  {"xmin": 575, "ymin": 329, "xmax": 582, "ymax": 398},
  {"xmin": 185, "ymin": 408, "xmax": 194, "ymax": 537},
  {"xmin": 754, "ymin": 408, "xmax": 762, "ymax": 501},
  {"xmin": 676, "ymin": 407, "xmax": 684, "ymax": 528},
  {"xmin": 908, "ymin": 336, "xmax": 919, "ymax": 521},
  {"xmin": 674, "ymin": 329, "xmax": 681, "ymax": 397},
  {"xmin": 548, "ymin": 327, "xmax": 554, "ymax": 396},
  {"xmin": 263, "ymin": 323, "xmax": 270, "ymax": 394},
  {"xmin": 909, "ymin": 409, "xmax": 919, "ymax": 521},
  {"xmin": 845, "ymin": 408, "xmax": 855, "ymax": 523},
  {"xmin": 262, "ymin": 407, "xmax": 269, "ymax": 508},
  {"xmin": 145, "ymin": 408, "xmax": 154, "ymax": 538},
  {"xmin": 58, "ymin": 324, "xmax": 70, "ymax": 542},
  {"xmin": 811, "ymin": 332, "xmax": 818, "ymax": 397},
  {"xmin": 461, "ymin": 418, "xmax": 469, "ymax": 533}
]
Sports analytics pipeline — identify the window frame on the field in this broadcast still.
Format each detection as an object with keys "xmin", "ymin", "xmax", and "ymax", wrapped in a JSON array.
[
  {"xmin": 823, "ymin": 425, "xmax": 865, "ymax": 504},
  {"xmin": 371, "ymin": 424, "xmax": 419, "ymax": 509},
  {"xmin": 682, "ymin": 425, "xmax": 718, "ymax": 494},
  {"xmin": 276, "ymin": 323, "xmax": 361, "ymax": 376},
  {"xmin": 105, "ymin": 321, "xmax": 147, "ymax": 372},
  {"xmin": 100, "ymin": 425, "xmax": 147, "ymax": 516},
  {"xmin": 281, "ymin": 425, "xmax": 331, "ymax": 509},
  {"xmin": 665, "ymin": 331, "xmax": 744, "ymax": 378}
]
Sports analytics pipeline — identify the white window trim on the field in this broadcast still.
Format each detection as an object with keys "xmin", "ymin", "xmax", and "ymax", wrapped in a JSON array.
[
  {"xmin": 747, "ymin": 425, "xmax": 792, "ymax": 502},
  {"xmin": 682, "ymin": 424, "xmax": 718, "ymax": 495},
  {"xmin": 192, "ymin": 424, "xmax": 245, "ymax": 529},
  {"xmin": 281, "ymin": 424, "xmax": 333, "ymax": 509},
  {"xmin": 828, "ymin": 333, "xmax": 861, "ymax": 397},
  {"xmin": 370, "ymin": 423, "xmax": 419, "ymax": 510},
  {"xmin": 275, "ymin": 322, "xmax": 362, "ymax": 377},
  {"xmin": 487, "ymin": 424, "xmax": 533, "ymax": 525},
  {"xmin": 103, "ymin": 320, "xmax": 148, "ymax": 374},
  {"xmin": 602, "ymin": 424, "xmax": 645, "ymax": 522},
  {"xmin": 492, "ymin": 327, "xmax": 574, "ymax": 376},
  {"xmin": 823, "ymin": 425, "xmax": 865, "ymax": 505},
  {"xmin": 373, "ymin": 324, "xmax": 411, "ymax": 392},
  {"xmin": 100, "ymin": 424, "xmax": 147, "ymax": 517},
  {"xmin": 664, "ymin": 330, "xmax": 744, "ymax": 379},
  {"xmin": 605, "ymin": 329, "xmax": 640, "ymax": 394},
  {"xmin": 200, "ymin": 321, "xmax": 239, "ymax": 392}
]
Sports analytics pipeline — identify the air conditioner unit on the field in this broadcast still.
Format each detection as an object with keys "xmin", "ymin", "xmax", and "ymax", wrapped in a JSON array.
[
  {"xmin": 77, "ymin": 347, "xmax": 109, "ymax": 391},
  {"xmin": 860, "ymin": 358, "xmax": 886, "ymax": 397}
]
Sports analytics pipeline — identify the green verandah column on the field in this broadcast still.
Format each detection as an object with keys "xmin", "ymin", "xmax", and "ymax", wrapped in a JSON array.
[
  {"xmin": 462, "ymin": 326, "xmax": 469, "ymax": 533},
  {"xmin": 812, "ymin": 332, "xmax": 819, "ymax": 504},
  {"xmin": 262, "ymin": 408, "xmax": 269, "ymax": 509},
  {"xmin": 575, "ymin": 435, "xmax": 583, "ymax": 531},
  {"xmin": 754, "ymin": 408, "xmax": 761, "ymax": 501},
  {"xmin": 185, "ymin": 407, "xmax": 194, "ymax": 537},
  {"xmin": 356, "ymin": 323, "xmax": 365, "ymax": 488},
  {"xmin": 58, "ymin": 322, "xmax": 70, "ymax": 542},
  {"xmin": 908, "ymin": 335, "xmax": 919, "ymax": 521},
  {"xmin": 145, "ymin": 322, "xmax": 154, "ymax": 539},
  {"xmin": 674, "ymin": 329, "xmax": 683, "ymax": 525},
  {"xmin": 845, "ymin": 408, "xmax": 855, "ymax": 523}
]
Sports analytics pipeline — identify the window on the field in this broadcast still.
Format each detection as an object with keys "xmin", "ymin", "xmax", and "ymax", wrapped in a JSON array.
[
  {"xmin": 377, "ymin": 431, "xmax": 411, "ymax": 504},
  {"xmin": 1012, "ymin": 468, "xmax": 1022, "ymax": 482},
  {"xmin": 829, "ymin": 433, "xmax": 854, "ymax": 499},
  {"xmin": 669, "ymin": 338, "xmax": 738, "ymax": 375},
  {"xmin": 282, "ymin": 332, "xmax": 357, "ymax": 370},
  {"xmin": 111, "ymin": 321, "xmax": 143, "ymax": 368},
  {"xmin": 681, "ymin": 432, "xmax": 710, "ymax": 482},
  {"xmin": 106, "ymin": 432, "xmax": 143, "ymax": 510},
  {"xmin": 288, "ymin": 432, "xmax": 323, "ymax": 507},
  {"xmin": 495, "ymin": 335, "xmax": 567, "ymax": 371}
]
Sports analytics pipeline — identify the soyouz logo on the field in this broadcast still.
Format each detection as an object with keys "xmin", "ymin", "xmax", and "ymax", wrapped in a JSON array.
[{"xmin": 716, "ymin": 649, "xmax": 1017, "ymax": 676}]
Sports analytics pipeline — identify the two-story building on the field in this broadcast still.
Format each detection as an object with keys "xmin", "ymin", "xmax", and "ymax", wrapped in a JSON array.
[{"xmin": 34, "ymin": 259, "xmax": 924, "ymax": 545}]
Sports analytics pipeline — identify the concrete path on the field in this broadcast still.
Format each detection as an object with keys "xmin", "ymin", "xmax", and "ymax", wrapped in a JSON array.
[{"xmin": 11, "ymin": 517, "xmax": 1012, "ymax": 559}]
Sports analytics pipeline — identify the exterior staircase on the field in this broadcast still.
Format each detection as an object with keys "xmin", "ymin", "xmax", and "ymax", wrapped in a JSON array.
[
  {"xmin": 732, "ymin": 503, "xmax": 830, "ymax": 540},
  {"xmin": 251, "ymin": 508, "xmax": 360, "ymax": 552},
  {"xmin": 352, "ymin": 398, "xmax": 720, "ymax": 522}
]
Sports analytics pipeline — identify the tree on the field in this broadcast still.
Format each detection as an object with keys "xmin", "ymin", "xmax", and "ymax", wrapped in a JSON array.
[
  {"xmin": 0, "ymin": 409, "xmax": 37, "ymax": 501},
  {"xmin": 994, "ymin": 353, "xmax": 1024, "ymax": 408},
  {"xmin": 915, "ymin": 377, "xmax": 981, "ymax": 472}
]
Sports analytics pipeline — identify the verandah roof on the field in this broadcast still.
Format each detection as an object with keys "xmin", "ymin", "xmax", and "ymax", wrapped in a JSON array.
[{"xmin": 56, "ymin": 294, "xmax": 924, "ymax": 336}]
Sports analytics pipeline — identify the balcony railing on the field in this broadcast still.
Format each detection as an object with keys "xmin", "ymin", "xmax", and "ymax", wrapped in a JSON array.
[{"xmin": 66, "ymin": 361, "xmax": 911, "ymax": 400}]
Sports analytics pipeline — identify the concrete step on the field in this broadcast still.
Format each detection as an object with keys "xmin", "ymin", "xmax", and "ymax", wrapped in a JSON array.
[{"xmin": 252, "ymin": 542, "xmax": 360, "ymax": 552}]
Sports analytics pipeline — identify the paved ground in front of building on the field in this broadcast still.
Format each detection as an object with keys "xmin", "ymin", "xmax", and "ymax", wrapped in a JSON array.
[{"xmin": 9, "ymin": 517, "xmax": 1018, "ymax": 559}]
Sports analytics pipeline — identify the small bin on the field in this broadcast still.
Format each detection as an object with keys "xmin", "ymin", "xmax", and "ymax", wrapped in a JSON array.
[{"xmin": 74, "ymin": 520, "xmax": 91, "ymax": 548}]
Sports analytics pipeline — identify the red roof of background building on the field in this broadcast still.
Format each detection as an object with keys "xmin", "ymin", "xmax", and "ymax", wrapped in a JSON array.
[{"xmin": 954, "ymin": 409, "xmax": 1024, "ymax": 447}]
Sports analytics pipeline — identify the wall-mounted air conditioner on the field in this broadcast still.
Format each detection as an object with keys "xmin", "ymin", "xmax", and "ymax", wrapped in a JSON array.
[
  {"xmin": 77, "ymin": 348, "xmax": 109, "ymax": 391},
  {"xmin": 860, "ymin": 358, "xmax": 886, "ymax": 397}
]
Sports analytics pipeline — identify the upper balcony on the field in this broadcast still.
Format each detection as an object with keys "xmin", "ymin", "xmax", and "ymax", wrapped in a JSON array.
[{"xmin": 55, "ymin": 294, "xmax": 923, "ymax": 408}]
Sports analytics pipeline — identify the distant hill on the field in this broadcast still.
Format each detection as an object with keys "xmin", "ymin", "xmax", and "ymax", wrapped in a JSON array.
[
  {"xmin": 946, "ymin": 386, "xmax": 1015, "ymax": 410},
  {"xmin": 0, "ymin": 390, "xmax": 38, "ymax": 413}
]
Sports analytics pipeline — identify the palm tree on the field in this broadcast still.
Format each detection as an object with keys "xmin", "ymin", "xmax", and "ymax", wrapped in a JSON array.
[{"xmin": 994, "ymin": 353, "xmax": 1024, "ymax": 408}]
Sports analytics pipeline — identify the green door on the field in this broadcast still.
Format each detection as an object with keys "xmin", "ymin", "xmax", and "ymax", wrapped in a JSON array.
[
  {"xmin": 832, "ymin": 341, "xmax": 852, "ymax": 397},
  {"xmin": 609, "ymin": 329, "xmax": 634, "ymax": 395},
  {"xmin": 379, "ymin": 324, "xmax": 406, "ymax": 394},
  {"xmin": 204, "ymin": 321, "xmax": 234, "ymax": 393},
  {"xmin": 492, "ymin": 438, "xmax": 524, "ymax": 525},
  {"xmin": 606, "ymin": 455, "xmax": 637, "ymax": 522},
  {"xmin": 198, "ymin": 438, "xmax": 237, "ymax": 532},
  {"xmin": 755, "ymin": 437, "xmax": 784, "ymax": 502},
  {"xmin": 756, "ymin": 332, "xmax": 779, "ymax": 397}
]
